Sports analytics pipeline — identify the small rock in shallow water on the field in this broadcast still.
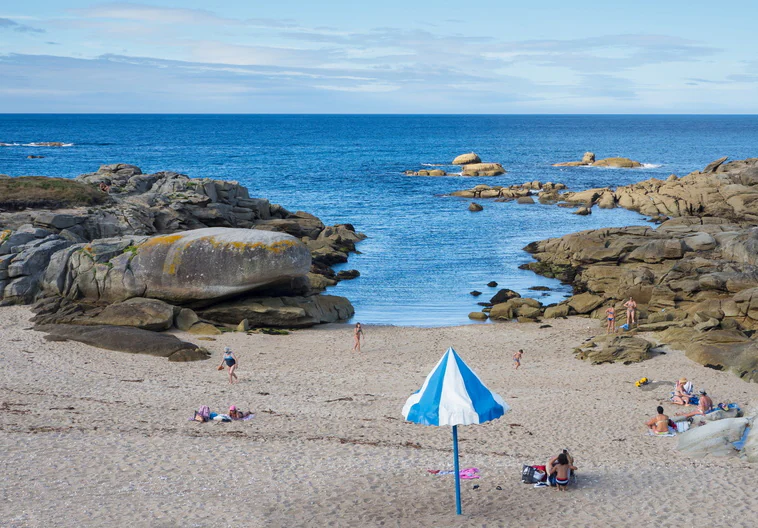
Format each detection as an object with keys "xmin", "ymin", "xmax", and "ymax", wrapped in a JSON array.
[
  {"xmin": 487, "ymin": 281, "xmax": 498, "ymax": 287},
  {"xmin": 470, "ymin": 291, "xmax": 482, "ymax": 296}
]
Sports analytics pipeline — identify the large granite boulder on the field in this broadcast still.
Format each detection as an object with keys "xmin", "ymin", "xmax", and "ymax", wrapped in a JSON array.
[
  {"xmin": 677, "ymin": 418, "xmax": 749, "ymax": 458},
  {"xmin": 197, "ymin": 294, "xmax": 354, "ymax": 328},
  {"xmin": 36, "ymin": 324, "xmax": 209, "ymax": 362},
  {"xmin": 42, "ymin": 228, "xmax": 311, "ymax": 304},
  {"xmin": 81, "ymin": 297, "xmax": 176, "ymax": 331},
  {"xmin": 453, "ymin": 152, "xmax": 481, "ymax": 165},
  {"xmin": 592, "ymin": 157, "xmax": 642, "ymax": 168},
  {"xmin": 461, "ymin": 163, "xmax": 506, "ymax": 176},
  {"xmin": 574, "ymin": 334, "xmax": 652, "ymax": 364}
]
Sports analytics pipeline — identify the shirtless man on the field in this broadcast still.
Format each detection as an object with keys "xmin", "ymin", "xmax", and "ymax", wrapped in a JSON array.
[
  {"xmin": 677, "ymin": 390, "xmax": 714, "ymax": 419},
  {"xmin": 646, "ymin": 406, "xmax": 670, "ymax": 434},
  {"xmin": 624, "ymin": 297, "xmax": 637, "ymax": 327},
  {"xmin": 513, "ymin": 349, "xmax": 523, "ymax": 370}
]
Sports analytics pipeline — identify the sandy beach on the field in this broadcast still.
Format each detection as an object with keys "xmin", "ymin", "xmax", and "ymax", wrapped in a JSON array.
[{"xmin": 1, "ymin": 305, "xmax": 757, "ymax": 527}]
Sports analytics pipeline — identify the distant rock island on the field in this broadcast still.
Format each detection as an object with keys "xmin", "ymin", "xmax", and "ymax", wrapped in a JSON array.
[
  {"xmin": 404, "ymin": 151, "xmax": 506, "ymax": 176},
  {"xmin": 554, "ymin": 151, "xmax": 643, "ymax": 168},
  {"xmin": 0, "ymin": 164, "xmax": 364, "ymax": 359}
]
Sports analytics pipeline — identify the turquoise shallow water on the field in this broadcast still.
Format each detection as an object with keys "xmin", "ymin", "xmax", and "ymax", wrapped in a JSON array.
[{"xmin": 2, "ymin": 114, "xmax": 758, "ymax": 325}]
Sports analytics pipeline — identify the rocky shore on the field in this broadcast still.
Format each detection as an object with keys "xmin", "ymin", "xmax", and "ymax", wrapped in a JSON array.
[
  {"xmin": 0, "ymin": 164, "xmax": 364, "ymax": 359},
  {"xmin": 458, "ymin": 157, "xmax": 758, "ymax": 382}
]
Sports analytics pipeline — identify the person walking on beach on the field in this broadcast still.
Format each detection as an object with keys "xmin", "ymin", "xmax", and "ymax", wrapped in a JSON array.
[
  {"xmin": 605, "ymin": 306, "xmax": 616, "ymax": 333},
  {"xmin": 513, "ymin": 349, "xmax": 523, "ymax": 370},
  {"xmin": 624, "ymin": 297, "xmax": 637, "ymax": 327},
  {"xmin": 219, "ymin": 346, "xmax": 238, "ymax": 384},
  {"xmin": 352, "ymin": 322, "xmax": 364, "ymax": 352}
]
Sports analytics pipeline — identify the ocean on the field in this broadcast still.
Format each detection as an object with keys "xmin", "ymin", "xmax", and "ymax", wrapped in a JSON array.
[{"xmin": 2, "ymin": 114, "xmax": 758, "ymax": 325}]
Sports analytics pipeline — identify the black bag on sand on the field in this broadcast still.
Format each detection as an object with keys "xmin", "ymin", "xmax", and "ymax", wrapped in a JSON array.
[{"xmin": 521, "ymin": 465, "xmax": 538, "ymax": 484}]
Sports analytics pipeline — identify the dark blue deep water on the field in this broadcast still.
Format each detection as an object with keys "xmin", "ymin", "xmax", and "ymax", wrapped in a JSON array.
[{"xmin": 2, "ymin": 115, "xmax": 758, "ymax": 325}]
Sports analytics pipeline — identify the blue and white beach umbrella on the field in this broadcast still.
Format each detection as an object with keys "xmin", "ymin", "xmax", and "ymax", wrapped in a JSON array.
[{"xmin": 402, "ymin": 347, "xmax": 509, "ymax": 515}]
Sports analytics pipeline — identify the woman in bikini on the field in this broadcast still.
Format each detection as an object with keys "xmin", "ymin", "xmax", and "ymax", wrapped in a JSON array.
[
  {"xmin": 352, "ymin": 323, "xmax": 364, "ymax": 352},
  {"xmin": 605, "ymin": 306, "xmax": 616, "ymax": 333},
  {"xmin": 646, "ymin": 406, "xmax": 670, "ymax": 434},
  {"xmin": 219, "ymin": 346, "xmax": 238, "ymax": 384}
]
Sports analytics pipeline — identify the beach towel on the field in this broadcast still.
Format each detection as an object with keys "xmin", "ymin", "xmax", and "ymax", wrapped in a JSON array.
[
  {"xmin": 427, "ymin": 467, "xmax": 480, "ymax": 479},
  {"xmin": 733, "ymin": 426, "xmax": 750, "ymax": 451},
  {"xmin": 648, "ymin": 427, "xmax": 677, "ymax": 437}
]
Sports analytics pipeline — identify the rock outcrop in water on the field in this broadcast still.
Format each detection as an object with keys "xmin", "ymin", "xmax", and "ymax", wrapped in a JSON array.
[
  {"xmin": 553, "ymin": 152, "xmax": 643, "ymax": 168},
  {"xmin": 0, "ymin": 165, "xmax": 365, "ymax": 357},
  {"xmin": 519, "ymin": 158, "xmax": 758, "ymax": 382}
]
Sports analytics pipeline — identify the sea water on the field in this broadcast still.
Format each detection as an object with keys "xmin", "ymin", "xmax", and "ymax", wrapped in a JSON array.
[{"xmin": 2, "ymin": 114, "xmax": 758, "ymax": 325}]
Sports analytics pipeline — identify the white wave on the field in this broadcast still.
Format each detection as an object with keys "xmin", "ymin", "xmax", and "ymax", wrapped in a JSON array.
[
  {"xmin": 0, "ymin": 142, "xmax": 21, "ymax": 147},
  {"xmin": 22, "ymin": 142, "xmax": 74, "ymax": 147},
  {"xmin": 641, "ymin": 163, "xmax": 661, "ymax": 169},
  {"xmin": 421, "ymin": 163, "xmax": 447, "ymax": 166}
]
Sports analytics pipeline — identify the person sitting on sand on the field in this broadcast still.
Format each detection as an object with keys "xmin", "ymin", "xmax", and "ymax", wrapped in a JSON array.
[
  {"xmin": 605, "ymin": 306, "xmax": 616, "ymax": 333},
  {"xmin": 513, "ymin": 349, "xmax": 523, "ymax": 370},
  {"xmin": 676, "ymin": 390, "xmax": 713, "ymax": 419},
  {"xmin": 228, "ymin": 406, "xmax": 252, "ymax": 420},
  {"xmin": 547, "ymin": 449, "xmax": 574, "ymax": 486},
  {"xmin": 352, "ymin": 322, "xmax": 364, "ymax": 352},
  {"xmin": 671, "ymin": 378, "xmax": 693, "ymax": 405},
  {"xmin": 646, "ymin": 406, "xmax": 670, "ymax": 434},
  {"xmin": 623, "ymin": 297, "xmax": 637, "ymax": 327},
  {"xmin": 550, "ymin": 453, "xmax": 577, "ymax": 492},
  {"xmin": 219, "ymin": 346, "xmax": 238, "ymax": 384}
]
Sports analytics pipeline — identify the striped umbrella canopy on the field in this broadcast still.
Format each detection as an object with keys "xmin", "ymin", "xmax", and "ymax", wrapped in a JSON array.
[{"xmin": 402, "ymin": 347, "xmax": 509, "ymax": 514}]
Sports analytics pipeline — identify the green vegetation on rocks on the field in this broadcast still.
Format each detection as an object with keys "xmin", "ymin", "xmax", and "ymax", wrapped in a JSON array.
[{"xmin": 0, "ymin": 177, "xmax": 109, "ymax": 210}]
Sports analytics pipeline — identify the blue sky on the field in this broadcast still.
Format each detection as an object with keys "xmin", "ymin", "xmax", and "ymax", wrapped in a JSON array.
[{"xmin": 1, "ymin": 1, "xmax": 757, "ymax": 113}]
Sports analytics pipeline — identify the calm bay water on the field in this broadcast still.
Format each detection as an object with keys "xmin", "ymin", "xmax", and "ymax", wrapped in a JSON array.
[{"xmin": 2, "ymin": 115, "xmax": 758, "ymax": 325}]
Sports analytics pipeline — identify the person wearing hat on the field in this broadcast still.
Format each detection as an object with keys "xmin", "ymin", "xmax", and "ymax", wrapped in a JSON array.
[
  {"xmin": 218, "ymin": 346, "xmax": 239, "ymax": 384},
  {"xmin": 671, "ymin": 377, "xmax": 693, "ymax": 405},
  {"xmin": 228, "ymin": 405, "xmax": 252, "ymax": 420},
  {"xmin": 676, "ymin": 390, "xmax": 714, "ymax": 418}
]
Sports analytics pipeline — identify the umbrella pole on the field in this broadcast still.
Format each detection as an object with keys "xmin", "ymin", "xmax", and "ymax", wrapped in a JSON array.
[{"xmin": 452, "ymin": 425, "xmax": 461, "ymax": 515}]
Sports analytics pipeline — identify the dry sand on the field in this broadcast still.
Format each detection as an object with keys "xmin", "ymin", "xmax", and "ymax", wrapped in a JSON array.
[{"xmin": 1, "ymin": 305, "xmax": 757, "ymax": 527}]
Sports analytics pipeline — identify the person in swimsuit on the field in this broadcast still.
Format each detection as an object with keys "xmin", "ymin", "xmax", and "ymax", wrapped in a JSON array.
[
  {"xmin": 513, "ymin": 349, "xmax": 523, "ymax": 370},
  {"xmin": 623, "ymin": 297, "xmax": 637, "ymax": 327},
  {"xmin": 605, "ymin": 306, "xmax": 616, "ymax": 333},
  {"xmin": 547, "ymin": 449, "xmax": 575, "ymax": 487},
  {"xmin": 219, "ymin": 346, "xmax": 238, "ymax": 384},
  {"xmin": 676, "ymin": 390, "xmax": 714, "ymax": 418},
  {"xmin": 646, "ymin": 406, "xmax": 670, "ymax": 434},
  {"xmin": 550, "ymin": 453, "xmax": 577, "ymax": 492},
  {"xmin": 671, "ymin": 378, "xmax": 692, "ymax": 405},
  {"xmin": 352, "ymin": 323, "xmax": 364, "ymax": 352}
]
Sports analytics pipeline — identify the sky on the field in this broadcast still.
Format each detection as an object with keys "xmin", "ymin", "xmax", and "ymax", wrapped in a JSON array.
[{"xmin": 1, "ymin": 1, "xmax": 757, "ymax": 113}]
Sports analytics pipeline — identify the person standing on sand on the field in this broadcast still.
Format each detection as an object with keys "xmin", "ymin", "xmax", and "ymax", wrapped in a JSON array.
[
  {"xmin": 353, "ymin": 322, "xmax": 364, "ymax": 352},
  {"xmin": 513, "ymin": 349, "xmax": 523, "ymax": 369},
  {"xmin": 624, "ymin": 297, "xmax": 637, "ymax": 327},
  {"xmin": 605, "ymin": 306, "xmax": 616, "ymax": 333},
  {"xmin": 219, "ymin": 346, "xmax": 238, "ymax": 384}
]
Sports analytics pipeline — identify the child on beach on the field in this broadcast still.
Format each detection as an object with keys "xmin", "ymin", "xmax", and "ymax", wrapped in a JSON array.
[
  {"xmin": 219, "ymin": 346, "xmax": 238, "ymax": 384},
  {"xmin": 513, "ymin": 349, "xmax": 523, "ymax": 370},
  {"xmin": 353, "ymin": 322, "xmax": 364, "ymax": 352},
  {"xmin": 550, "ymin": 453, "xmax": 577, "ymax": 492},
  {"xmin": 605, "ymin": 306, "xmax": 616, "ymax": 333}
]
